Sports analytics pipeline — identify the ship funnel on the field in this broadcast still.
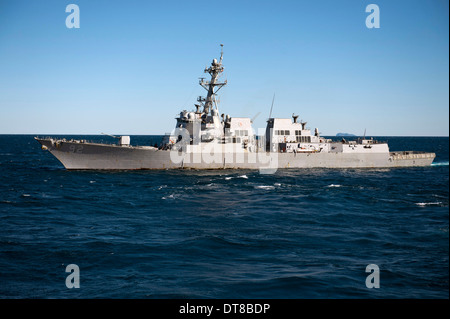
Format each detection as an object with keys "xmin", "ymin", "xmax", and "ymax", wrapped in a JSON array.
[
  {"xmin": 292, "ymin": 114, "xmax": 299, "ymax": 123},
  {"xmin": 301, "ymin": 121, "xmax": 307, "ymax": 130}
]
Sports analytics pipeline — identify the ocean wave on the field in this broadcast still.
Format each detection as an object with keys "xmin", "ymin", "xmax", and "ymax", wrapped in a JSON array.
[
  {"xmin": 39, "ymin": 193, "xmax": 62, "ymax": 199},
  {"xmin": 172, "ymin": 235, "xmax": 251, "ymax": 249},
  {"xmin": 225, "ymin": 175, "xmax": 249, "ymax": 180},
  {"xmin": 415, "ymin": 202, "xmax": 443, "ymax": 207},
  {"xmin": 1, "ymin": 135, "xmax": 448, "ymax": 299},
  {"xmin": 162, "ymin": 194, "xmax": 176, "ymax": 200},
  {"xmin": 255, "ymin": 185, "xmax": 275, "ymax": 190},
  {"xmin": 431, "ymin": 161, "xmax": 449, "ymax": 166}
]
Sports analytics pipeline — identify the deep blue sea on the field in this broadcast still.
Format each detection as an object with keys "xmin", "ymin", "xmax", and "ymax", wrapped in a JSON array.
[{"xmin": 0, "ymin": 135, "xmax": 448, "ymax": 299}]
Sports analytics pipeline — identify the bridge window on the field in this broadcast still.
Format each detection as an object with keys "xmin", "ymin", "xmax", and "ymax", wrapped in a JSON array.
[
  {"xmin": 235, "ymin": 130, "xmax": 248, "ymax": 137},
  {"xmin": 274, "ymin": 130, "xmax": 291, "ymax": 135},
  {"xmin": 298, "ymin": 136, "xmax": 311, "ymax": 143}
]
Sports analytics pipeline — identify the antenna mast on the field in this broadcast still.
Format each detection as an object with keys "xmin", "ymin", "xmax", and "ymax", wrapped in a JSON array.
[
  {"xmin": 198, "ymin": 44, "xmax": 227, "ymax": 114},
  {"xmin": 268, "ymin": 93, "xmax": 275, "ymax": 119}
]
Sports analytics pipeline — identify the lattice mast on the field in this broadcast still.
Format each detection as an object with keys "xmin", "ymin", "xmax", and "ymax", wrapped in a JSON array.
[{"xmin": 197, "ymin": 44, "xmax": 227, "ymax": 115}]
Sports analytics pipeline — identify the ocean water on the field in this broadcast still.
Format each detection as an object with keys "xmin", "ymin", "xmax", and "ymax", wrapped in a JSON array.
[{"xmin": 0, "ymin": 135, "xmax": 448, "ymax": 299}]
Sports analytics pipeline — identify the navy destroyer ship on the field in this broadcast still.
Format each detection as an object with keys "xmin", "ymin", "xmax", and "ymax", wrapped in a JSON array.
[{"xmin": 35, "ymin": 45, "xmax": 435, "ymax": 170}]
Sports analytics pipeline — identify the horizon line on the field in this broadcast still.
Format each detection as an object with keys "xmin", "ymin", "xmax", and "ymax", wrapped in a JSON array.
[{"xmin": 1, "ymin": 133, "xmax": 448, "ymax": 137}]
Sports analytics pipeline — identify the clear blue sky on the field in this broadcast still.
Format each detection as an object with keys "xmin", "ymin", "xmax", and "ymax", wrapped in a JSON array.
[{"xmin": 0, "ymin": 0, "xmax": 448, "ymax": 136}]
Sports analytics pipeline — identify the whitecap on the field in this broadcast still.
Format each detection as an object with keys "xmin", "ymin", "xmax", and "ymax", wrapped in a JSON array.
[
  {"xmin": 21, "ymin": 194, "xmax": 31, "ymax": 197},
  {"xmin": 415, "ymin": 202, "xmax": 442, "ymax": 207},
  {"xmin": 431, "ymin": 161, "xmax": 449, "ymax": 166},
  {"xmin": 238, "ymin": 175, "xmax": 248, "ymax": 179},
  {"xmin": 89, "ymin": 181, "xmax": 96, "ymax": 184},
  {"xmin": 327, "ymin": 184, "xmax": 342, "ymax": 188},
  {"xmin": 274, "ymin": 183, "xmax": 281, "ymax": 186},
  {"xmin": 256, "ymin": 185, "xmax": 275, "ymax": 190},
  {"xmin": 225, "ymin": 177, "xmax": 233, "ymax": 180}
]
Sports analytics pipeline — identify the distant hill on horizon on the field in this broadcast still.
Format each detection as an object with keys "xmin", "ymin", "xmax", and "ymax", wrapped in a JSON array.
[{"xmin": 336, "ymin": 133, "xmax": 357, "ymax": 137}]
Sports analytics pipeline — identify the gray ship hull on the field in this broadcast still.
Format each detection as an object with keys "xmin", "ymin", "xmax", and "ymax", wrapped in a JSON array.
[{"xmin": 36, "ymin": 138, "xmax": 435, "ymax": 170}]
